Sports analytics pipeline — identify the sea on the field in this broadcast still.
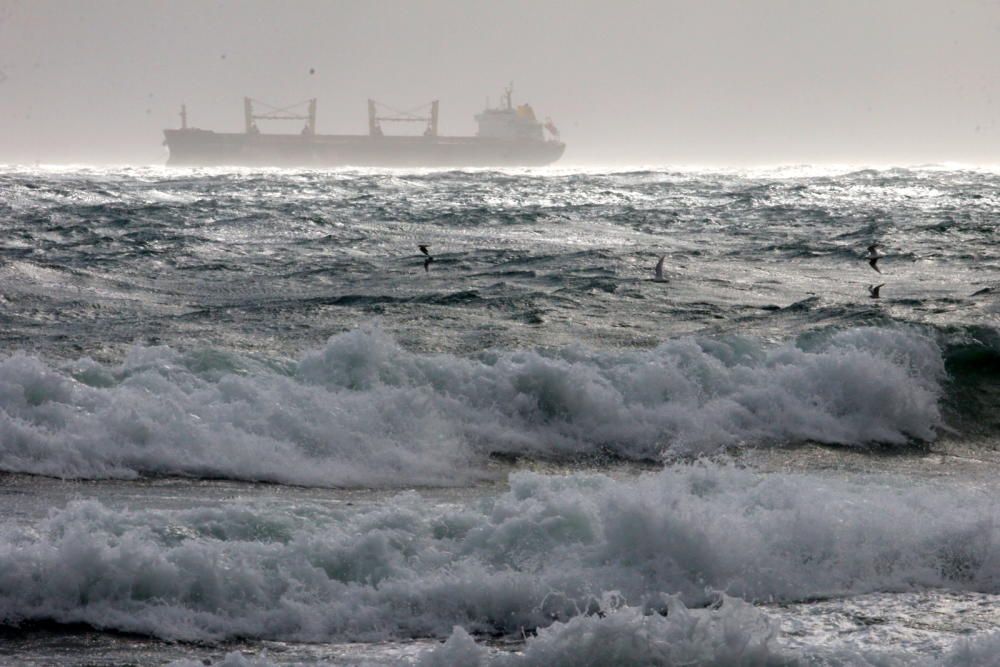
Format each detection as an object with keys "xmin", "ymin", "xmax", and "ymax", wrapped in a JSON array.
[{"xmin": 0, "ymin": 164, "xmax": 999, "ymax": 666}]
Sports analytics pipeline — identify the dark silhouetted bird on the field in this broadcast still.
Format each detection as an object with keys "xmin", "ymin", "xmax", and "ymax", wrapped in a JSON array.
[{"xmin": 419, "ymin": 245, "xmax": 434, "ymax": 272}]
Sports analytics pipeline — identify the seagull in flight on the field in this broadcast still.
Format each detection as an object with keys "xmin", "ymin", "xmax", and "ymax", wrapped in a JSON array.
[
  {"xmin": 868, "ymin": 283, "xmax": 884, "ymax": 299},
  {"xmin": 865, "ymin": 242, "xmax": 884, "ymax": 273},
  {"xmin": 653, "ymin": 254, "xmax": 667, "ymax": 282},
  {"xmin": 419, "ymin": 244, "xmax": 434, "ymax": 272}
]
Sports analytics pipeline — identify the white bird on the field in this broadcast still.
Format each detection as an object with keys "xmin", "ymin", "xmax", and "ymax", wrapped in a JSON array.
[{"xmin": 654, "ymin": 254, "xmax": 667, "ymax": 282}]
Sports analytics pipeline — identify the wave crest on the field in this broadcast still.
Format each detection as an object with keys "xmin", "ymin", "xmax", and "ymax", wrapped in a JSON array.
[
  {"xmin": 0, "ymin": 325, "xmax": 944, "ymax": 484},
  {"xmin": 4, "ymin": 463, "xmax": 1000, "ymax": 644}
]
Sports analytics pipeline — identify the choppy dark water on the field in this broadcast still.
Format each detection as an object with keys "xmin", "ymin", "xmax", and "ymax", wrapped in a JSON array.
[{"xmin": 1, "ymin": 165, "xmax": 999, "ymax": 665}]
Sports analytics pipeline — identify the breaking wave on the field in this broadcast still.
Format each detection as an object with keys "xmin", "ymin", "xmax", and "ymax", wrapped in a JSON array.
[
  {"xmin": 0, "ymin": 325, "xmax": 949, "ymax": 485},
  {"xmin": 3, "ymin": 464, "xmax": 1000, "ymax": 644},
  {"xmin": 416, "ymin": 604, "xmax": 1000, "ymax": 667},
  {"xmin": 165, "ymin": 617, "xmax": 1000, "ymax": 667}
]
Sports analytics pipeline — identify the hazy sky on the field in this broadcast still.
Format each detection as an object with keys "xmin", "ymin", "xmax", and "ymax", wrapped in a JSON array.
[{"xmin": 2, "ymin": 0, "xmax": 999, "ymax": 165}]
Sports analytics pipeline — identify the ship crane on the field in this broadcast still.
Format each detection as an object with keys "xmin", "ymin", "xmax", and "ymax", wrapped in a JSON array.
[
  {"xmin": 368, "ymin": 100, "xmax": 439, "ymax": 137},
  {"xmin": 244, "ymin": 97, "xmax": 317, "ymax": 135}
]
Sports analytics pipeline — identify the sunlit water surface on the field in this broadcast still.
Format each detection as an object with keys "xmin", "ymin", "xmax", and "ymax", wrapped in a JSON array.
[{"xmin": 1, "ymin": 164, "xmax": 999, "ymax": 665}]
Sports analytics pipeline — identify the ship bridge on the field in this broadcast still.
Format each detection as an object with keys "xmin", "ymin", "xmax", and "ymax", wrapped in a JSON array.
[{"xmin": 475, "ymin": 84, "xmax": 546, "ymax": 141}]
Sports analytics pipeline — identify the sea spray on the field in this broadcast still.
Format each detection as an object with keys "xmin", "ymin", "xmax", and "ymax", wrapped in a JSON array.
[
  {"xmin": 0, "ymin": 325, "xmax": 944, "ymax": 485},
  {"xmin": 2, "ymin": 463, "xmax": 999, "ymax": 643}
]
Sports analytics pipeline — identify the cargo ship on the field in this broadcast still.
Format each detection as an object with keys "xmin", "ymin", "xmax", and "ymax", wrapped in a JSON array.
[{"xmin": 163, "ymin": 85, "xmax": 565, "ymax": 167}]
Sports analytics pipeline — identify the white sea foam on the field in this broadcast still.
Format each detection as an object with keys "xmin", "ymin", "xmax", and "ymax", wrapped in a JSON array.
[
  {"xmin": 416, "ymin": 606, "xmax": 1000, "ymax": 667},
  {"xmin": 162, "ymin": 605, "xmax": 1000, "ymax": 666},
  {"xmin": 0, "ymin": 325, "xmax": 944, "ymax": 485},
  {"xmin": 1, "ymin": 464, "xmax": 999, "ymax": 644},
  {"xmin": 418, "ymin": 598, "xmax": 787, "ymax": 667}
]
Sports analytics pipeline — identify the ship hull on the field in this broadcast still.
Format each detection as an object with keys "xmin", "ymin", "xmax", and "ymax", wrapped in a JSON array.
[{"xmin": 163, "ymin": 130, "xmax": 565, "ymax": 167}]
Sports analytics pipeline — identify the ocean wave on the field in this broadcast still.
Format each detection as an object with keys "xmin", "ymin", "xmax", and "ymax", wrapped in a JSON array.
[
  {"xmin": 940, "ymin": 325, "xmax": 1000, "ymax": 434},
  {"xmin": 163, "ymin": 619, "xmax": 1000, "ymax": 667},
  {"xmin": 418, "ymin": 598, "xmax": 786, "ymax": 667},
  {"xmin": 0, "ymin": 325, "xmax": 946, "ymax": 485},
  {"xmin": 3, "ymin": 464, "xmax": 1000, "ymax": 643},
  {"xmin": 416, "ymin": 604, "xmax": 1000, "ymax": 667}
]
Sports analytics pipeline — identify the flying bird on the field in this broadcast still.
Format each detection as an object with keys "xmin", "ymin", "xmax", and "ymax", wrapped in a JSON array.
[
  {"xmin": 868, "ymin": 283, "xmax": 884, "ymax": 299},
  {"xmin": 419, "ymin": 245, "xmax": 434, "ymax": 272},
  {"xmin": 654, "ymin": 254, "xmax": 667, "ymax": 282},
  {"xmin": 865, "ymin": 243, "xmax": 885, "ymax": 273}
]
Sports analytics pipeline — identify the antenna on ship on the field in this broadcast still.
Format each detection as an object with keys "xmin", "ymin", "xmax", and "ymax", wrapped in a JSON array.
[
  {"xmin": 504, "ymin": 82, "xmax": 513, "ymax": 110},
  {"xmin": 179, "ymin": 104, "xmax": 187, "ymax": 130}
]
